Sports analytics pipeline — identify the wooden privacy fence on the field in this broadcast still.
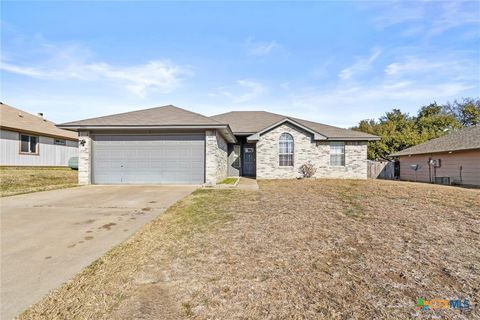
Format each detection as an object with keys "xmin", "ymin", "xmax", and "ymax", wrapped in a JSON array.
[{"xmin": 367, "ymin": 160, "xmax": 395, "ymax": 180}]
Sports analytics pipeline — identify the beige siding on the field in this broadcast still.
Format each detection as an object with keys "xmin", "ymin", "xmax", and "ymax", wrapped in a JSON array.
[
  {"xmin": 0, "ymin": 129, "xmax": 78, "ymax": 166},
  {"xmin": 399, "ymin": 150, "xmax": 480, "ymax": 186}
]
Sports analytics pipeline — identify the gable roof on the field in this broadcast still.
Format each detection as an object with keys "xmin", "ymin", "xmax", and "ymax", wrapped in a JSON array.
[
  {"xmin": 211, "ymin": 111, "xmax": 379, "ymax": 140},
  {"xmin": 0, "ymin": 102, "xmax": 77, "ymax": 140},
  {"xmin": 59, "ymin": 105, "xmax": 223, "ymax": 127},
  {"xmin": 391, "ymin": 126, "xmax": 480, "ymax": 157},
  {"xmin": 58, "ymin": 105, "xmax": 237, "ymax": 143},
  {"xmin": 247, "ymin": 118, "xmax": 328, "ymax": 141}
]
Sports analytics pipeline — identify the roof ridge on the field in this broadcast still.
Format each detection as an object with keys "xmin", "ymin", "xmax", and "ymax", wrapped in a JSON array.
[
  {"xmin": 173, "ymin": 106, "xmax": 223, "ymax": 124},
  {"xmin": 60, "ymin": 104, "xmax": 221, "ymax": 126},
  {"xmin": 0, "ymin": 103, "xmax": 78, "ymax": 140},
  {"xmin": 1, "ymin": 102, "xmax": 46, "ymax": 119},
  {"xmin": 0, "ymin": 102, "xmax": 57, "ymax": 125},
  {"xmin": 391, "ymin": 125, "xmax": 480, "ymax": 156},
  {"xmin": 59, "ymin": 104, "xmax": 173, "ymax": 125}
]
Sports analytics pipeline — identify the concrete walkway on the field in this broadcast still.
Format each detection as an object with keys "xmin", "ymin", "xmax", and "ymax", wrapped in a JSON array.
[
  {"xmin": 0, "ymin": 185, "xmax": 196, "ymax": 319},
  {"xmin": 237, "ymin": 177, "xmax": 259, "ymax": 191}
]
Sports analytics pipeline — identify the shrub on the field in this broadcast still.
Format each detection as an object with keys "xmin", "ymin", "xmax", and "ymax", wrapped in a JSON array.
[{"xmin": 299, "ymin": 161, "xmax": 317, "ymax": 178}]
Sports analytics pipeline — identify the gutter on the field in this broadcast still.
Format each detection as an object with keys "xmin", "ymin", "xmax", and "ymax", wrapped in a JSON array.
[
  {"xmin": 0, "ymin": 125, "xmax": 78, "ymax": 141},
  {"xmin": 57, "ymin": 124, "xmax": 237, "ymax": 143}
]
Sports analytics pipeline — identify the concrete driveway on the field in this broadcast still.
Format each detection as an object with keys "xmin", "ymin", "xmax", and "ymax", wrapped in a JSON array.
[{"xmin": 0, "ymin": 185, "xmax": 196, "ymax": 319}]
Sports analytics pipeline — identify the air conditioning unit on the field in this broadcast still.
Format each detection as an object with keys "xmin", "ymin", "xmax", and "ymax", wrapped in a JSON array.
[
  {"xmin": 434, "ymin": 177, "xmax": 451, "ymax": 185},
  {"xmin": 429, "ymin": 159, "xmax": 442, "ymax": 167}
]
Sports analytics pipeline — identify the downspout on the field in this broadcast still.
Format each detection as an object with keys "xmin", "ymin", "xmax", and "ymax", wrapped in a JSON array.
[{"xmin": 428, "ymin": 156, "xmax": 432, "ymax": 183}]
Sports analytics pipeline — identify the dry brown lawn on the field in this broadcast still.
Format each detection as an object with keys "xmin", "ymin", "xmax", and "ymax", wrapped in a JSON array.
[
  {"xmin": 20, "ymin": 180, "xmax": 479, "ymax": 319},
  {"xmin": 0, "ymin": 167, "xmax": 77, "ymax": 197}
]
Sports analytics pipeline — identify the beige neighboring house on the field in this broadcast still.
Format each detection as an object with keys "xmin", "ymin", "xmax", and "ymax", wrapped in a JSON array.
[
  {"xmin": 391, "ymin": 126, "xmax": 480, "ymax": 187},
  {"xmin": 58, "ymin": 105, "xmax": 378, "ymax": 185},
  {"xmin": 0, "ymin": 103, "xmax": 78, "ymax": 166}
]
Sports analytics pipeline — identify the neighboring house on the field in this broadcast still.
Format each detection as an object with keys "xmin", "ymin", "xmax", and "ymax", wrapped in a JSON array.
[
  {"xmin": 58, "ymin": 105, "xmax": 379, "ymax": 185},
  {"xmin": 0, "ymin": 103, "xmax": 78, "ymax": 166},
  {"xmin": 391, "ymin": 126, "xmax": 480, "ymax": 187}
]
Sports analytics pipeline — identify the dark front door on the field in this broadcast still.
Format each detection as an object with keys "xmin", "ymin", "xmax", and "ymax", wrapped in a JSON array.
[{"xmin": 242, "ymin": 144, "xmax": 256, "ymax": 177}]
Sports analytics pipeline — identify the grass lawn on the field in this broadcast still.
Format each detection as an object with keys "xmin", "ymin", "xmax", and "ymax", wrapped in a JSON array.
[
  {"xmin": 20, "ymin": 180, "xmax": 479, "ymax": 319},
  {"xmin": 218, "ymin": 177, "xmax": 239, "ymax": 185},
  {"xmin": 0, "ymin": 167, "xmax": 78, "ymax": 197}
]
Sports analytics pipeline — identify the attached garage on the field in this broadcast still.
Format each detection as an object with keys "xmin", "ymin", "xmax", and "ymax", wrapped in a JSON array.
[
  {"xmin": 58, "ymin": 105, "xmax": 236, "ymax": 185},
  {"xmin": 92, "ymin": 134, "xmax": 205, "ymax": 184}
]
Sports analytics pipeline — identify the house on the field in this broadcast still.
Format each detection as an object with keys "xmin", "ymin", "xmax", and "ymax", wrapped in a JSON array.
[
  {"xmin": 0, "ymin": 103, "xmax": 78, "ymax": 166},
  {"xmin": 391, "ymin": 126, "xmax": 480, "ymax": 187},
  {"xmin": 58, "ymin": 105, "xmax": 379, "ymax": 185}
]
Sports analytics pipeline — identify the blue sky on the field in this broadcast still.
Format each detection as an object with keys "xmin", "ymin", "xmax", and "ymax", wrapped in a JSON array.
[{"xmin": 1, "ymin": 1, "xmax": 479, "ymax": 127}]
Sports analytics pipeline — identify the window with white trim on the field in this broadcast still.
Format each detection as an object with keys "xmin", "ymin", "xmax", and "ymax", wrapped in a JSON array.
[
  {"xmin": 20, "ymin": 134, "xmax": 38, "ymax": 154},
  {"xmin": 54, "ymin": 138, "xmax": 66, "ymax": 146},
  {"xmin": 279, "ymin": 133, "xmax": 294, "ymax": 166},
  {"xmin": 330, "ymin": 142, "xmax": 345, "ymax": 166}
]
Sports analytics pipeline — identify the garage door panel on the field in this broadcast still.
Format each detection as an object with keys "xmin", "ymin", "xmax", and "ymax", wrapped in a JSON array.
[{"xmin": 93, "ymin": 134, "xmax": 205, "ymax": 184}]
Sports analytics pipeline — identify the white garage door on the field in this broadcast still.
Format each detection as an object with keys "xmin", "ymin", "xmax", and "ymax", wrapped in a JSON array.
[{"xmin": 92, "ymin": 134, "xmax": 205, "ymax": 184}]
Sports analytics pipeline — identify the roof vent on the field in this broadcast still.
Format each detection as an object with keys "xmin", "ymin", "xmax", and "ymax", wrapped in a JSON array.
[
  {"xmin": 37, "ymin": 112, "xmax": 44, "ymax": 118},
  {"xmin": 18, "ymin": 113, "xmax": 23, "ymax": 118}
]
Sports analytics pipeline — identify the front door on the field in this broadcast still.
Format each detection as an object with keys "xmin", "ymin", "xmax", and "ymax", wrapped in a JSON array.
[{"xmin": 242, "ymin": 144, "xmax": 256, "ymax": 177}]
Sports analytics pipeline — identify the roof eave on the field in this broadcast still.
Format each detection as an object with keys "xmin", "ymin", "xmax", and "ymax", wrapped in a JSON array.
[
  {"xmin": 0, "ymin": 125, "xmax": 78, "ymax": 141},
  {"xmin": 326, "ymin": 136, "xmax": 380, "ymax": 141},
  {"xmin": 244, "ymin": 118, "xmax": 380, "ymax": 142},
  {"xmin": 391, "ymin": 147, "xmax": 480, "ymax": 157},
  {"xmin": 246, "ymin": 118, "xmax": 328, "ymax": 142},
  {"xmin": 57, "ymin": 124, "xmax": 237, "ymax": 143}
]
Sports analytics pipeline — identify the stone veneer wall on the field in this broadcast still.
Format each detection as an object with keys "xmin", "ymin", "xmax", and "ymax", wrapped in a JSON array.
[
  {"xmin": 256, "ymin": 123, "xmax": 368, "ymax": 179},
  {"xmin": 205, "ymin": 130, "xmax": 228, "ymax": 185},
  {"xmin": 78, "ymin": 131, "xmax": 92, "ymax": 185}
]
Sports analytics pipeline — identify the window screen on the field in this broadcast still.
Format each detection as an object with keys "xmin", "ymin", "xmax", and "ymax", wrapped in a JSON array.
[
  {"xmin": 330, "ymin": 142, "xmax": 345, "ymax": 166},
  {"xmin": 279, "ymin": 133, "xmax": 294, "ymax": 166},
  {"xmin": 20, "ymin": 135, "xmax": 38, "ymax": 154}
]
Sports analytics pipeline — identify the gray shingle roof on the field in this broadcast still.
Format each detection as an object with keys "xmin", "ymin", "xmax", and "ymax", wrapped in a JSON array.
[
  {"xmin": 211, "ymin": 111, "xmax": 379, "ymax": 140},
  {"xmin": 57, "ymin": 105, "xmax": 378, "ymax": 141},
  {"xmin": 391, "ymin": 126, "xmax": 480, "ymax": 156},
  {"xmin": 0, "ymin": 103, "xmax": 78, "ymax": 140},
  {"xmin": 59, "ymin": 105, "xmax": 223, "ymax": 127}
]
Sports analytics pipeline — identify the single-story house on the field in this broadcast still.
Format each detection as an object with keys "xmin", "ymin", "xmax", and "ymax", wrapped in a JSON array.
[
  {"xmin": 58, "ymin": 105, "xmax": 379, "ymax": 185},
  {"xmin": 0, "ymin": 103, "xmax": 78, "ymax": 166},
  {"xmin": 391, "ymin": 125, "xmax": 480, "ymax": 187}
]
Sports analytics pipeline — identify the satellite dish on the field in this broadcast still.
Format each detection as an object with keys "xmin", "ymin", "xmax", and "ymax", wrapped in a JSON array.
[
  {"xmin": 410, "ymin": 164, "xmax": 421, "ymax": 171},
  {"xmin": 409, "ymin": 164, "xmax": 421, "ymax": 182}
]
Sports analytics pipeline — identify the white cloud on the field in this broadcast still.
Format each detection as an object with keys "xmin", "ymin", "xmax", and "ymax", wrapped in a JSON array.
[
  {"xmin": 428, "ymin": 1, "xmax": 480, "ymax": 36},
  {"xmin": 280, "ymin": 82, "xmax": 290, "ymax": 91},
  {"xmin": 1, "ymin": 42, "xmax": 192, "ymax": 97},
  {"xmin": 370, "ymin": 1, "xmax": 480, "ymax": 37},
  {"xmin": 288, "ymin": 79, "xmax": 474, "ymax": 127},
  {"xmin": 384, "ymin": 54, "xmax": 478, "ymax": 83},
  {"xmin": 246, "ymin": 38, "xmax": 279, "ymax": 56},
  {"xmin": 384, "ymin": 57, "xmax": 441, "ymax": 76},
  {"xmin": 289, "ymin": 49, "xmax": 479, "ymax": 126},
  {"xmin": 209, "ymin": 79, "xmax": 267, "ymax": 103},
  {"xmin": 339, "ymin": 48, "xmax": 381, "ymax": 80}
]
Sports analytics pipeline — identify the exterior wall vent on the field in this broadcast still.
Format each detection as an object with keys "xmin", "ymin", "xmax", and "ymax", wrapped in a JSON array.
[{"xmin": 434, "ymin": 177, "xmax": 451, "ymax": 185}]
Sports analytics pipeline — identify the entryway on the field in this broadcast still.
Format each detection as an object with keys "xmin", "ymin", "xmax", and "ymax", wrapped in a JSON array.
[{"xmin": 242, "ymin": 144, "xmax": 256, "ymax": 177}]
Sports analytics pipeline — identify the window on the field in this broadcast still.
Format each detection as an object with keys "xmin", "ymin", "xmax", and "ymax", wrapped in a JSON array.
[
  {"xmin": 54, "ymin": 139, "xmax": 66, "ymax": 146},
  {"xmin": 330, "ymin": 142, "xmax": 345, "ymax": 166},
  {"xmin": 20, "ymin": 134, "xmax": 38, "ymax": 154},
  {"xmin": 279, "ymin": 133, "xmax": 294, "ymax": 166}
]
